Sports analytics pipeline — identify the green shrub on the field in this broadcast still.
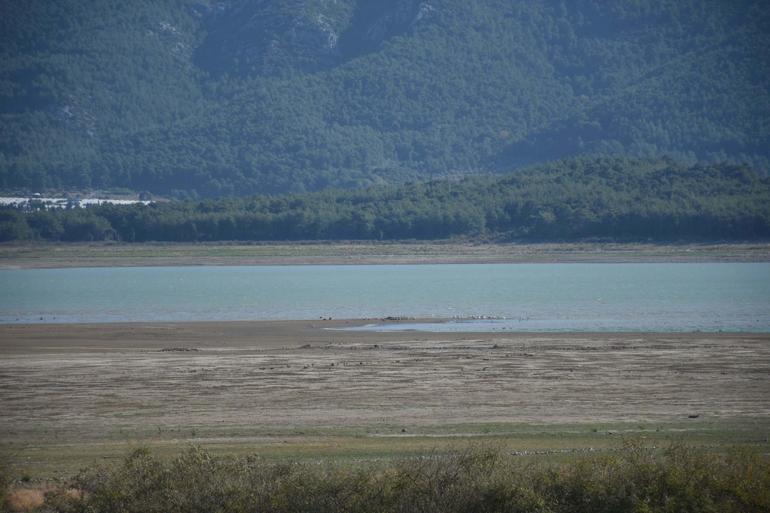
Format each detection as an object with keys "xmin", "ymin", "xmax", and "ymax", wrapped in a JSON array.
[
  {"xmin": 43, "ymin": 443, "xmax": 770, "ymax": 513},
  {"xmin": 0, "ymin": 459, "xmax": 9, "ymax": 513}
]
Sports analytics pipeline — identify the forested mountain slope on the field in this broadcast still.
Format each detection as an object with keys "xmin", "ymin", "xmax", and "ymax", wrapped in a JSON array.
[{"xmin": 1, "ymin": 0, "xmax": 769, "ymax": 197}]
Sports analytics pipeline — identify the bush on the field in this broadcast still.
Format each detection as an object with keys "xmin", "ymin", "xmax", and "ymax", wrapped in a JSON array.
[
  {"xmin": 42, "ymin": 443, "xmax": 770, "ymax": 513},
  {"xmin": 0, "ymin": 459, "xmax": 9, "ymax": 513}
]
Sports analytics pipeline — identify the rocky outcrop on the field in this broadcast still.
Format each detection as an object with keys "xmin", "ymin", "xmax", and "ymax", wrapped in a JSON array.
[
  {"xmin": 339, "ymin": 0, "xmax": 435, "ymax": 59},
  {"xmin": 194, "ymin": 0, "xmax": 353, "ymax": 75},
  {"xmin": 194, "ymin": 0, "xmax": 436, "ymax": 76}
]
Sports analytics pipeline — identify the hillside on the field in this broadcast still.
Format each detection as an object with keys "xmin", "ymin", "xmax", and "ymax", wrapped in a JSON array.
[
  {"xmin": 3, "ymin": 157, "xmax": 769, "ymax": 242},
  {"xmin": 1, "ymin": 0, "xmax": 769, "ymax": 197}
]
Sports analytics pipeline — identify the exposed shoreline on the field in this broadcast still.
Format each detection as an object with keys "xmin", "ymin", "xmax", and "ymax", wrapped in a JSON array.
[
  {"xmin": 2, "ymin": 320, "xmax": 769, "ymax": 478},
  {"xmin": 5, "ymin": 318, "xmax": 768, "ymax": 352},
  {"xmin": 2, "ymin": 241, "xmax": 770, "ymax": 268}
]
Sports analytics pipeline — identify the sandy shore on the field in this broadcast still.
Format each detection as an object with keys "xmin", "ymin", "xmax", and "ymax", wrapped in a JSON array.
[{"xmin": 2, "ymin": 242, "xmax": 769, "ymax": 268}]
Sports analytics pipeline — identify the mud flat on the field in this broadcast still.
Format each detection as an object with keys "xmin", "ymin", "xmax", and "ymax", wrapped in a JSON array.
[{"xmin": 1, "ymin": 321, "xmax": 769, "ymax": 478}]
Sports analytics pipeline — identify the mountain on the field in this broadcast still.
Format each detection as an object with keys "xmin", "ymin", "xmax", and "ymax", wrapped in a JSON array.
[{"xmin": 1, "ymin": 0, "xmax": 769, "ymax": 197}]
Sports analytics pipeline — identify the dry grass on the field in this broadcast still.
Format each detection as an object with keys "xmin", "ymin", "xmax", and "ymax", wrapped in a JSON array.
[
  {"xmin": 5, "ymin": 487, "xmax": 83, "ymax": 513},
  {"xmin": 6, "ymin": 488, "xmax": 45, "ymax": 512}
]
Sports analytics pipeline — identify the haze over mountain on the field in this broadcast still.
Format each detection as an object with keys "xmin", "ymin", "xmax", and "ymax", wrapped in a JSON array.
[{"xmin": 1, "ymin": 0, "xmax": 769, "ymax": 197}]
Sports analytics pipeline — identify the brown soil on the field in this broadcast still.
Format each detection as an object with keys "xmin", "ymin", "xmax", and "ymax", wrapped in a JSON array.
[{"xmin": 1, "ymin": 321, "xmax": 768, "ymax": 446}]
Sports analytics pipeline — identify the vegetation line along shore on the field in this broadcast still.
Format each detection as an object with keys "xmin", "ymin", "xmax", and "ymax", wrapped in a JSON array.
[
  {"xmin": 3, "ymin": 157, "xmax": 769, "ymax": 243},
  {"xmin": 4, "ymin": 443, "xmax": 770, "ymax": 513}
]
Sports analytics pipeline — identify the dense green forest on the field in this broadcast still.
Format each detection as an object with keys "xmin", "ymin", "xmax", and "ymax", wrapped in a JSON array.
[
  {"xmin": 2, "ymin": 158, "xmax": 768, "ymax": 242},
  {"xmin": 1, "ymin": 0, "xmax": 769, "ymax": 197}
]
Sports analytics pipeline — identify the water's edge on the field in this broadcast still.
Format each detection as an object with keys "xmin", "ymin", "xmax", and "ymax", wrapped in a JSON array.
[{"xmin": 2, "ymin": 263, "xmax": 769, "ymax": 332}]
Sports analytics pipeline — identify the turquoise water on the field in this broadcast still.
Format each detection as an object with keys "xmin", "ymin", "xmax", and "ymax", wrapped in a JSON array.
[{"xmin": 0, "ymin": 263, "xmax": 769, "ymax": 331}]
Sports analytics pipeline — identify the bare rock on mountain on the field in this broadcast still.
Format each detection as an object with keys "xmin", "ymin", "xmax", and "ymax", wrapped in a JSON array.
[{"xmin": 194, "ymin": 0, "xmax": 435, "ymax": 75}]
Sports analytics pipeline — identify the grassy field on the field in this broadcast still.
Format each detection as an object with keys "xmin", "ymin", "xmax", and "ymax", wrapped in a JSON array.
[
  {"xmin": 1, "ymin": 241, "xmax": 769, "ymax": 268},
  {"xmin": 5, "ymin": 420, "xmax": 768, "ymax": 482}
]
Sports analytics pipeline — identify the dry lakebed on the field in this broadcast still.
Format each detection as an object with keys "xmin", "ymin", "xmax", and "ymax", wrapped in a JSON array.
[{"xmin": 1, "ymin": 320, "xmax": 768, "ymax": 478}]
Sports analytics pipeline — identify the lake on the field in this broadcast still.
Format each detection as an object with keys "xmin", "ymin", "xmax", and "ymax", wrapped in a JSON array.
[{"xmin": 1, "ymin": 263, "xmax": 768, "ymax": 331}]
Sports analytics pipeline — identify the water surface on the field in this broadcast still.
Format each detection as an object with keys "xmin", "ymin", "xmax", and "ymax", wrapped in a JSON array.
[{"xmin": 1, "ymin": 263, "xmax": 768, "ymax": 331}]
